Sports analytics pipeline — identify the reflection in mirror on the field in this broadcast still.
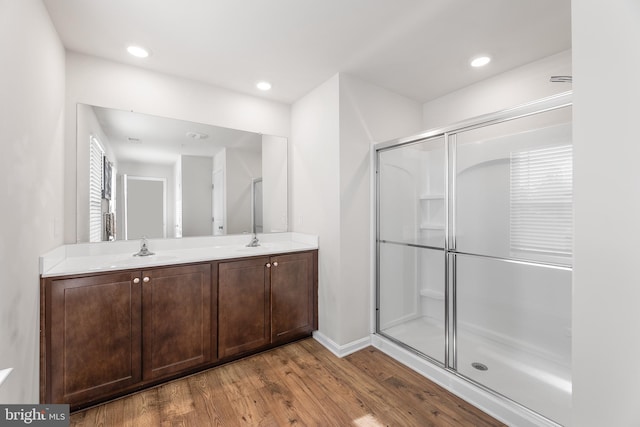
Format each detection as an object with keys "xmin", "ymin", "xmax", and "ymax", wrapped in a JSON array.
[
  {"xmin": 123, "ymin": 176, "xmax": 167, "ymax": 240},
  {"xmin": 252, "ymin": 178, "xmax": 263, "ymax": 234},
  {"xmin": 76, "ymin": 104, "xmax": 288, "ymax": 242}
]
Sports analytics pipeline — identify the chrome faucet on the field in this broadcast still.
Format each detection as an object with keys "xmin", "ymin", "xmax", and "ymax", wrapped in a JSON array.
[
  {"xmin": 134, "ymin": 237, "xmax": 155, "ymax": 256},
  {"xmin": 246, "ymin": 233, "xmax": 260, "ymax": 247}
]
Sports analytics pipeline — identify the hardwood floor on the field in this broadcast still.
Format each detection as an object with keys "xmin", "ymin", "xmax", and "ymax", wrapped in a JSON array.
[{"xmin": 70, "ymin": 338, "xmax": 505, "ymax": 426}]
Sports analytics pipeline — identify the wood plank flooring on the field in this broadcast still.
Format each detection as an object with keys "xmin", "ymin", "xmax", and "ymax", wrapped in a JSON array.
[{"xmin": 70, "ymin": 338, "xmax": 505, "ymax": 426}]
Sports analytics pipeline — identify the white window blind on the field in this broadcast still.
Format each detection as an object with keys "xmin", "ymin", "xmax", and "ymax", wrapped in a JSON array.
[
  {"xmin": 89, "ymin": 136, "xmax": 104, "ymax": 243},
  {"xmin": 510, "ymin": 144, "xmax": 572, "ymax": 259}
]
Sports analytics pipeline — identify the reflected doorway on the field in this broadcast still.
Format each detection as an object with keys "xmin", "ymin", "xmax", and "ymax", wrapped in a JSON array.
[
  {"xmin": 252, "ymin": 178, "xmax": 263, "ymax": 233},
  {"xmin": 123, "ymin": 175, "xmax": 166, "ymax": 240},
  {"xmin": 212, "ymin": 169, "xmax": 225, "ymax": 236}
]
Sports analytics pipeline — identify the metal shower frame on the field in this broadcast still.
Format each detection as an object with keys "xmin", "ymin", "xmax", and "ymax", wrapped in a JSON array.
[{"xmin": 374, "ymin": 91, "xmax": 573, "ymax": 426}]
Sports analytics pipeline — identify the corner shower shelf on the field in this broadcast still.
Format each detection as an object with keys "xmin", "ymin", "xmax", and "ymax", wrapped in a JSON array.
[
  {"xmin": 420, "ymin": 289, "xmax": 445, "ymax": 300},
  {"xmin": 419, "ymin": 194, "xmax": 445, "ymax": 200},
  {"xmin": 420, "ymin": 223, "xmax": 445, "ymax": 230}
]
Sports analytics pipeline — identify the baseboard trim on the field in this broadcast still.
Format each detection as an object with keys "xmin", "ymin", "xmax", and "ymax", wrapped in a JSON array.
[{"xmin": 312, "ymin": 331, "xmax": 371, "ymax": 358}]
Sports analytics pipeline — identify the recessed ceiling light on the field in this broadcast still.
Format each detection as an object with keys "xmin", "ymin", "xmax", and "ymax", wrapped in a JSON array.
[
  {"xmin": 470, "ymin": 56, "xmax": 491, "ymax": 68},
  {"xmin": 256, "ymin": 81, "xmax": 272, "ymax": 91},
  {"xmin": 127, "ymin": 45, "xmax": 150, "ymax": 58}
]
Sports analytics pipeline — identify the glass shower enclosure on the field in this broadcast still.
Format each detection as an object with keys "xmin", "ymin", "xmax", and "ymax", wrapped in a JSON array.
[{"xmin": 375, "ymin": 93, "xmax": 572, "ymax": 426}]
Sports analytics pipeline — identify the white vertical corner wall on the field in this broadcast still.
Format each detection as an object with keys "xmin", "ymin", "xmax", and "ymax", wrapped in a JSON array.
[
  {"xmin": 291, "ymin": 75, "xmax": 343, "ymax": 346},
  {"xmin": 291, "ymin": 73, "xmax": 422, "ymax": 351},
  {"xmin": 64, "ymin": 52, "xmax": 291, "ymax": 243},
  {"xmin": 572, "ymin": 1, "xmax": 640, "ymax": 426},
  {"xmin": 0, "ymin": 0, "xmax": 66, "ymax": 403}
]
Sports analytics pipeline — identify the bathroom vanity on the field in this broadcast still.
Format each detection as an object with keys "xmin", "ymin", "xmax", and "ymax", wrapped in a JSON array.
[{"xmin": 39, "ymin": 233, "xmax": 318, "ymax": 410}]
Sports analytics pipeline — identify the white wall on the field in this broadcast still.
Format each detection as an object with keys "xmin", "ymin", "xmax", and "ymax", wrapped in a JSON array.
[
  {"xmin": 572, "ymin": 1, "xmax": 640, "ymax": 426},
  {"xmin": 291, "ymin": 73, "xmax": 422, "ymax": 348},
  {"xmin": 291, "ymin": 75, "xmax": 342, "ymax": 343},
  {"xmin": 423, "ymin": 50, "xmax": 572, "ymax": 129},
  {"xmin": 0, "ymin": 0, "xmax": 65, "ymax": 403},
  {"xmin": 64, "ymin": 52, "xmax": 291, "ymax": 243},
  {"xmin": 262, "ymin": 135, "xmax": 288, "ymax": 233}
]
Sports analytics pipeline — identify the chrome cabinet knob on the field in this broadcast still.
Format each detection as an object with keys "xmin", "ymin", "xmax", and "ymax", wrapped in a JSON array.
[
  {"xmin": 133, "ymin": 277, "xmax": 140, "ymax": 284},
  {"xmin": 273, "ymin": 261, "xmax": 278, "ymax": 267},
  {"xmin": 266, "ymin": 263, "xmax": 271, "ymax": 268},
  {"xmin": 143, "ymin": 276, "xmax": 150, "ymax": 283}
]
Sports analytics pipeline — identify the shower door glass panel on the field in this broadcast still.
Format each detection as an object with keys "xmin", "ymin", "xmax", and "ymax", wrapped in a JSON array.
[
  {"xmin": 378, "ymin": 136, "xmax": 446, "ymax": 364},
  {"xmin": 378, "ymin": 243, "xmax": 445, "ymax": 363},
  {"xmin": 454, "ymin": 107, "xmax": 572, "ymax": 264},
  {"xmin": 378, "ymin": 136, "xmax": 445, "ymax": 247},
  {"xmin": 455, "ymin": 254, "xmax": 572, "ymax": 425}
]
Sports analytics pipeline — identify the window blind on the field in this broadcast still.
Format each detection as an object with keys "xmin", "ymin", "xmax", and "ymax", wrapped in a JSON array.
[
  {"xmin": 89, "ymin": 136, "xmax": 104, "ymax": 242},
  {"xmin": 510, "ymin": 144, "xmax": 572, "ymax": 259}
]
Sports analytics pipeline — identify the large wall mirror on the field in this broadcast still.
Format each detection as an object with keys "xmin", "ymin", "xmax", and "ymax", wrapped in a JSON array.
[{"xmin": 76, "ymin": 104, "xmax": 288, "ymax": 242}]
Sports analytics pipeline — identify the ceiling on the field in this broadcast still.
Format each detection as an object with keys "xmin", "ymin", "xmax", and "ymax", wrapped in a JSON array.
[
  {"xmin": 91, "ymin": 105, "xmax": 262, "ymax": 165},
  {"xmin": 43, "ymin": 0, "xmax": 571, "ymax": 104}
]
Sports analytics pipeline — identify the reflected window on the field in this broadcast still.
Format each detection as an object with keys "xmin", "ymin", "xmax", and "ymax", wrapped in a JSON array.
[{"xmin": 89, "ymin": 136, "xmax": 104, "ymax": 243}]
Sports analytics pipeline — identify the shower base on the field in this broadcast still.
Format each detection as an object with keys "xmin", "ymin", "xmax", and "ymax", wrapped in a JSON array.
[{"xmin": 381, "ymin": 316, "xmax": 571, "ymax": 426}]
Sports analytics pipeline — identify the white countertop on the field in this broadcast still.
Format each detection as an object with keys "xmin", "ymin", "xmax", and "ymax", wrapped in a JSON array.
[{"xmin": 40, "ymin": 232, "xmax": 318, "ymax": 278}]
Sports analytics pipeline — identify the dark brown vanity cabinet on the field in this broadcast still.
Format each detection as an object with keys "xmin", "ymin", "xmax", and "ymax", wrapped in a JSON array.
[
  {"xmin": 42, "ymin": 263, "xmax": 213, "ymax": 408},
  {"xmin": 44, "ymin": 271, "xmax": 142, "ymax": 406},
  {"xmin": 271, "ymin": 251, "xmax": 317, "ymax": 343},
  {"xmin": 41, "ymin": 250, "xmax": 317, "ymax": 409},
  {"xmin": 141, "ymin": 264, "xmax": 212, "ymax": 381},
  {"xmin": 217, "ymin": 251, "xmax": 317, "ymax": 359},
  {"xmin": 217, "ymin": 257, "xmax": 272, "ymax": 358}
]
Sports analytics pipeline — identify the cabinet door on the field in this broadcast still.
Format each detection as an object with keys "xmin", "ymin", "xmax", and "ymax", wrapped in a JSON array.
[
  {"xmin": 142, "ymin": 263, "xmax": 211, "ymax": 380},
  {"xmin": 271, "ymin": 251, "xmax": 317, "ymax": 342},
  {"xmin": 218, "ymin": 257, "xmax": 271, "ymax": 358},
  {"xmin": 48, "ymin": 272, "xmax": 141, "ymax": 405}
]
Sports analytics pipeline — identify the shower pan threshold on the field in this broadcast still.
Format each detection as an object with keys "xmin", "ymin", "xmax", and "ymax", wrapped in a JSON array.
[{"xmin": 381, "ymin": 316, "xmax": 571, "ymax": 426}]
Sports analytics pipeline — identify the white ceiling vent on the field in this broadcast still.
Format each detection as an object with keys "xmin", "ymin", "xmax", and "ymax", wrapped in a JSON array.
[{"xmin": 186, "ymin": 131, "xmax": 209, "ymax": 140}]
